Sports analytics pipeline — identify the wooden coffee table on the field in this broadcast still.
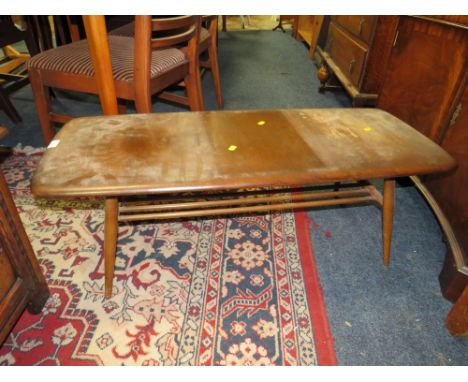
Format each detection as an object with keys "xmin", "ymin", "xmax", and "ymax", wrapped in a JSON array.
[{"xmin": 32, "ymin": 109, "xmax": 456, "ymax": 298}]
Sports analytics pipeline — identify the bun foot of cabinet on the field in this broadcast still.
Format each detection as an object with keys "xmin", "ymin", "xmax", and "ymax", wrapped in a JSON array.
[{"xmin": 27, "ymin": 287, "xmax": 50, "ymax": 315}]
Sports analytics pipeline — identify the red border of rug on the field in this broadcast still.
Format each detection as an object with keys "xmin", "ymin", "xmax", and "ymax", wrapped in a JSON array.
[{"xmin": 294, "ymin": 211, "xmax": 337, "ymax": 366}]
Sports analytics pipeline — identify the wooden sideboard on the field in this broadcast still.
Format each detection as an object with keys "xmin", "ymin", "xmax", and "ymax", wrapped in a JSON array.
[
  {"xmin": 294, "ymin": 16, "xmax": 324, "ymax": 59},
  {"xmin": 0, "ymin": 128, "xmax": 49, "ymax": 345},
  {"xmin": 316, "ymin": 16, "xmax": 399, "ymax": 106},
  {"xmin": 377, "ymin": 16, "xmax": 468, "ymax": 306}
]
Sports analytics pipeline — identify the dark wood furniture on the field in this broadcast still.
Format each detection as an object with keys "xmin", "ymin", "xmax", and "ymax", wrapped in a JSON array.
[
  {"xmin": 0, "ymin": 16, "xmax": 39, "ymax": 123},
  {"xmin": 27, "ymin": 15, "xmax": 204, "ymax": 145},
  {"xmin": 294, "ymin": 16, "xmax": 324, "ymax": 59},
  {"xmin": 377, "ymin": 16, "xmax": 468, "ymax": 312},
  {"xmin": 446, "ymin": 285, "xmax": 468, "ymax": 336},
  {"xmin": 0, "ymin": 126, "xmax": 49, "ymax": 345},
  {"xmin": 31, "ymin": 108, "xmax": 455, "ymax": 298},
  {"xmin": 272, "ymin": 16, "xmax": 297, "ymax": 33},
  {"xmin": 110, "ymin": 16, "xmax": 224, "ymax": 110},
  {"xmin": 317, "ymin": 16, "xmax": 399, "ymax": 106}
]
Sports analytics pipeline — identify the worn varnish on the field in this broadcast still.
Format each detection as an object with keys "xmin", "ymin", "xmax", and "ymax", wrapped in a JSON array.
[
  {"xmin": 31, "ymin": 108, "xmax": 457, "ymax": 298},
  {"xmin": 32, "ymin": 108, "xmax": 455, "ymax": 198}
]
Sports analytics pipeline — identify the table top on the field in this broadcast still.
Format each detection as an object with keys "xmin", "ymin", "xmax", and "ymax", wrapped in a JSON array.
[{"xmin": 32, "ymin": 108, "xmax": 456, "ymax": 198}]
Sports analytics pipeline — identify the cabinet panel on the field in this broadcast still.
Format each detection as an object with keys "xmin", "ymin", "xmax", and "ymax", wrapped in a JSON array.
[
  {"xmin": 426, "ymin": 83, "xmax": 468, "ymax": 264},
  {"xmin": 377, "ymin": 16, "xmax": 468, "ymax": 304},
  {"xmin": 377, "ymin": 17, "xmax": 468, "ymax": 141},
  {"xmin": 327, "ymin": 22, "xmax": 368, "ymax": 88},
  {"xmin": 0, "ymin": 244, "xmax": 16, "ymax": 299},
  {"xmin": 295, "ymin": 16, "xmax": 325, "ymax": 59}
]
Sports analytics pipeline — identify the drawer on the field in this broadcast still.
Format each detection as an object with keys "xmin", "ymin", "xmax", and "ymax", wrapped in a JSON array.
[
  {"xmin": 331, "ymin": 15, "xmax": 377, "ymax": 45},
  {"xmin": 326, "ymin": 22, "xmax": 368, "ymax": 88}
]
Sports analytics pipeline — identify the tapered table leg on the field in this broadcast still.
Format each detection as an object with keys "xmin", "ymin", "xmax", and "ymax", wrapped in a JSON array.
[
  {"xmin": 383, "ymin": 179, "xmax": 395, "ymax": 266},
  {"xmin": 104, "ymin": 197, "xmax": 119, "ymax": 298}
]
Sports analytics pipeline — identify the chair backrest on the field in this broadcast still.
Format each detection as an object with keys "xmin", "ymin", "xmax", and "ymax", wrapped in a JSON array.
[
  {"xmin": 133, "ymin": 15, "xmax": 201, "ymax": 112},
  {"xmin": 202, "ymin": 16, "xmax": 218, "ymax": 42},
  {"xmin": 150, "ymin": 16, "xmax": 200, "ymax": 49}
]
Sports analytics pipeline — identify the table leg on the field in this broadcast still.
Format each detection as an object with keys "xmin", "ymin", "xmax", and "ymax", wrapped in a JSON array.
[
  {"xmin": 383, "ymin": 179, "xmax": 395, "ymax": 266},
  {"xmin": 104, "ymin": 197, "xmax": 119, "ymax": 298}
]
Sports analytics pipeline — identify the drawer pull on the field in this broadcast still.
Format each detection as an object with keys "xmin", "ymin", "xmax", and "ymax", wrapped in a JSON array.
[
  {"xmin": 348, "ymin": 58, "xmax": 356, "ymax": 73},
  {"xmin": 358, "ymin": 18, "xmax": 366, "ymax": 35}
]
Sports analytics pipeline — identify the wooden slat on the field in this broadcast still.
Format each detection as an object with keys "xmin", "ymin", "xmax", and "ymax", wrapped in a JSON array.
[
  {"xmin": 151, "ymin": 26, "xmax": 196, "ymax": 49},
  {"xmin": 118, "ymin": 196, "xmax": 376, "ymax": 222},
  {"xmin": 119, "ymin": 188, "xmax": 371, "ymax": 213},
  {"xmin": 157, "ymin": 91, "xmax": 190, "ymax": 106},
  {"xmin": 49, "ymin": 112, "xmax": 74, "ymax": 124},
  {"xmin": 151, "ymin": 16, "xmax": 195, "ymax": 31}
]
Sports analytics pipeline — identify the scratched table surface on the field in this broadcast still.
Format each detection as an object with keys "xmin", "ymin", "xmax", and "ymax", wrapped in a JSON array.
[{"xmin": 31, "ymin": 109, "xmax": 456, "ymax": 198}]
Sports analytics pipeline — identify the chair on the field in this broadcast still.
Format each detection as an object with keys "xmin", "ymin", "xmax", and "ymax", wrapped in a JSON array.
[
  {"xmin": 110, "ymin": 15, "xmax": 223, "ymax": 109},
  {"xmin": 28, "ymin": 15, "xmax": 204, "ymax": 145}
]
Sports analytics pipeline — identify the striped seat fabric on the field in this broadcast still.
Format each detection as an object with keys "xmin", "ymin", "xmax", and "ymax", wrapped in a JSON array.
[
  {"xmin": 109, "ymin": 23, "xmax": 211, "ymax": 44},
  {"xmin": 27, "ymin": 36, "xmax": 187, "ymax": 82}
]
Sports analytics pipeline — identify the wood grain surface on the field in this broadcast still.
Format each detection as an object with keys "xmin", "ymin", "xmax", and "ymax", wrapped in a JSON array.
[{"xmin": 32, "ymin": 108, "xmax": 456, "ymax": 198}]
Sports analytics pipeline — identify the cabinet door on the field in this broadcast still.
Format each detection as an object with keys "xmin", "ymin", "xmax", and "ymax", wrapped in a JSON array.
[
  {"xmin": 377, "ymin": 16, "xmax": 468, "ymax": 141},
  {"xmin": 0, "ymin": 171, "xmax": 49, "ymax": 345},
  {"xmin": 425, "ymin": 81, "xmax": 468, "ymax": 265}
]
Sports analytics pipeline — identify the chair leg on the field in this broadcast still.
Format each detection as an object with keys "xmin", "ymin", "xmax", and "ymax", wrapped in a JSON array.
[
  {"xmin": 134, "ymin": 85, "xmax": 152, "ymax": 114},
  {"xmin": 0, "ymin": 87, "xmax": 22, "ymax": 123},
  {"xmin": 117, "ymin": 99, "xmax": 127, "ymax": 114},
  {"xmin": 185, "ymin": 69, "xmax": 205, "ymax": 112},
  {"xmin": 29, "ymin": 69, "xmax": 55, "ymax": 145},
  {"xmin": 207, "ymin": 42, "xmax": 223, "ymax": 109}
]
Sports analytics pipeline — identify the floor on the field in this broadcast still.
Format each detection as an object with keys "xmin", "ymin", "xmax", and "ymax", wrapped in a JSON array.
[{"xmin": 0, "ymin": 23, "xmax": 467, "ymax": 365}]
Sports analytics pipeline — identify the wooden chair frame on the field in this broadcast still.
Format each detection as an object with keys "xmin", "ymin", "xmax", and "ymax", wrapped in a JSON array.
[{"xmin": 29, "ymin": 15, "xmax": 204, "ymax": 145}]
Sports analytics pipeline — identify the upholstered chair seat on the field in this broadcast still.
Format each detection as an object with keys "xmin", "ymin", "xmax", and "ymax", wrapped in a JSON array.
[{"xmin": 28, "ymin": 36, "xmax": 187, "ymax": 82}]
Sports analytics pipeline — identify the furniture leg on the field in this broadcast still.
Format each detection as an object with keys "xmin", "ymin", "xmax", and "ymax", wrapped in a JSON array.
[
  {"xmin": 185, "ymin": 68, "xmax": 205, "ymax": 111},
  {"xmin": 28, "ymin": 69, "xmax": 55, "ymax": 145},
  {"xmin": 240, "ymin": 16, "xmax": 246, "ymax": 29},
  {"xmin": 27, "ymin": 286, "xmax": 51, "ymax": 314},
  {"xmin": 439, "ymin": 250, "xmax": 468, "ymax": 302},
  {"xmin": 222, "ymin": 16, "xmax": 227, "ymax": 32},
  {"xmin": 445, "ymin": 285, "xmax": 468, "ymax": 336},
  {"xmin": 207, "ymin": 41, "xmax": 223, "ymax": 109},
  {"xmin": 0, "ymin": 87, "xmax": 21, "ymax": 123},
  {"xmin": 318, "ymin": 65, "xmax": 331, "ymax": 93},
  {"xmin": 383, "ymin": 178, "xmax": 395, "ymax": 266},
  {"xmin": 272, "ymin": 16, "xmax": 286, "ymax": 32},
  {"xmin": 104, "ymin": 197, "xmax": 119, "ymax": 298}
]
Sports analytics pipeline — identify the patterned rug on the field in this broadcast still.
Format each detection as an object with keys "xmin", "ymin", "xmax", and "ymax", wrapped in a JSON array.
[{"xmin": 0, "ymin": 147, "xmax": 336, "ymax": 366}]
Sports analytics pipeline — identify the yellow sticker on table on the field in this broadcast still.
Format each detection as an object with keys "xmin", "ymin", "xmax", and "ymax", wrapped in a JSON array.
[
  {"xmin": 228, "ymin": 145, "xmax": 237, "ymax": 151},
  {"xmin": 257, "ymin": 120, "xmax": 266, "ymax": 126},
  {"xmin": 363, "ymin": 127, "xmax": 372, "ymax": 132}
]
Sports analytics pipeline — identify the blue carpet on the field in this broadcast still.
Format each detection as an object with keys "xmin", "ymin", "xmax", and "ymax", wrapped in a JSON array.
[{"xmin": 0, "ymin": 30, "xmax": 466, "ymax": 365}]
